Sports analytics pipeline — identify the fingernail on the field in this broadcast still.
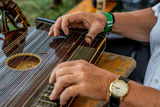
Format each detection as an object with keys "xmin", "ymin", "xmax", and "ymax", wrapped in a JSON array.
[
  {"xmin": 49, "ymin": 79, "xmax": 52, "ymax": 84},
  {"xmin": 49, "ymin": 95, "xmax": 52, "ymax": 100},
  {"xmin": 54, "ymin": 32, "xmax": 58, "ymax": 37},
  {"xmin": 65, "ymin": 32, "xmax": 69, "ymax": 36},
  {"xmin": 85, "ymin": 38, "xmax": 91, "ymax": 45},
  {"xmin": 48, "ymin": 32, "xmax": 51, "ymax": 37},
  {"xmin": 85, "ymin": 35, "xmax": 93, "ymax": 45},
  {"xmin": 49, "ymin": 94, "xmax": 56, "ymax": 100}
]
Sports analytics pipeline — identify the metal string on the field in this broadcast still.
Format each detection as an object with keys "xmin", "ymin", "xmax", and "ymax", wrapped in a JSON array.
[
  {"xmin": 0, "ymin": 23, "xmax": 49, "ymax": 70},
  {"xmin": 0, "ymin": 23, "xmax": 51, "ymax": 102},
  {"xmin": 5, "ymin": 29, "xmax": 83, "ymax": 106},
  {"xmin": 22, "ymin": 32, "xmax": 86, "ymax": 106},
  {"xmin": 0, "ymin": 25, "xmax": 49, "ymax": 87},
  {"xmin": 2, "ymin": 28, "xmax": 75, "ymax": 104},
  {"xmin": 0, "ymin": 22, "xmax": 104, "ymax": 106}
]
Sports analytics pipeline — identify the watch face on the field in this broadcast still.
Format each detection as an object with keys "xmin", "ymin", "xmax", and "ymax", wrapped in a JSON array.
[{"xmin": 110, "ymin": 80, "xmax": 129, "ymax": 98}]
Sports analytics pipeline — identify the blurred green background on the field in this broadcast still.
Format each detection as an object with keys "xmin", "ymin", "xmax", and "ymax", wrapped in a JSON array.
[{"xmin": 14, "ymin": 0, "xmax": 76, "ymax": 26}]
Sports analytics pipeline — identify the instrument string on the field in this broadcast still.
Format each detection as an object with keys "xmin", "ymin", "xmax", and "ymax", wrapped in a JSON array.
[
  {"xmin": 1, "ymin": 23, "xmax": 104, "ymax": 106},
  {"xmin": 6, "ymin": 30, "xmax": 80, "ymax": 105},
  {"xmin": 0, "ymin": 28, "xmax": 81, "ymax": 93},
  {"xmin": 0, "ymin": 30, "xmax": 54, "ymax": 105},
  {"xmin": 22, "ymin": 31, "xmax": 86, "ymax": 106},
  {"xmin": 0, "ymin": 23, "xmax": 44, "ymax": 57},
  {"xmin": 0, "ymin": 31, "xmax": 48, "ymax": 86},
  {"xmin": 0, "ymin": 23, "xmax": 49, "ymax": 70},
  {"xmin": 0, "ymin": 24, "xmax": 51, "ymax": 96},
  {"xmin": 2, "ymin": 28, "xmax": 75, "ymax": 103},
  {"xmin": 0, "ymin": 24, "xmax": 50, "ymax": 83},
  {"xmin": 0, "ymin": 29, "xmax": 31, "ymax": 56},
  {"xmin": 0, "ymin": 23, "xmax": 49, "ymax": 71},
  {"xmin": 66, "ymin": 34, "xmax": 86, "ymax": 61},
  {"xmin": 0, "ymin": 32, "xmax": 48, "ymax": 91},
  {"xmin": 0, "ymin": 28, "xmax": 39, "ymax": 86},
  {"xmin": 0, "ymin": 21, "xmax": 46, "ymax": 57}
]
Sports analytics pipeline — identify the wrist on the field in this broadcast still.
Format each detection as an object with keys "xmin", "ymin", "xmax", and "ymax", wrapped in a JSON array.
[
  {"xmin": 103, "ymin": 12, "xmax": 114, "ymax": 33},
  {"xmin": 111, "ymin": 12, "xmax": 118, "ymax": 33},
  {"xmin": 108, "ymin": 76, "xmax": 130, "ymax": 107},
  {"xmin": 105, "ymin": 73, "xmax": 118, "ymax": 102},
  {"xmin": 98, "ymin": 13, "xmax": 107, "ymax": 28}
]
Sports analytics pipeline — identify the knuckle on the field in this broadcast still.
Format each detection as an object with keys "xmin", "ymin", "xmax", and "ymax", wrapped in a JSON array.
[
  {"xmin": 50, "ymin": 24, "xmax": 55, "ymax": 29},
  {"xmin": 55, "ymin": 69, "xmax": 62, "ymax": 77},
  {"xmin": 57, "ymin": 77, "xmax": 64, "ymax": 85},
  {"xmin": 54, "ymin": 25, "xmax": 60, "ymax": 30},
  {"xmin": 57, "ymin": 16, "xmax": 63, "ymax": 21},
  {"xmin": 62, "ymin": 18, "xmax": 69, "ymax": 28},
  {"xmin": 79, "ymin": 72, "xmax": 86, "ymax": 79},
  {"xmin": 77, "ymin": 59, "xmax": 86, "ymax": 64},
  {"xmin": 77, "ymin": 64, "xmax": 85, "ymax": 71},
  {"xmin": 62, "ymin": 23, "xmax": 68, "ymax": 29},
  {"xmin": 57, "ymin": 63, "xmax": 64, "ymax": 68},
  {"xmin": 62, "ymin": 15, "xmax": 69, "ymax": 20}
]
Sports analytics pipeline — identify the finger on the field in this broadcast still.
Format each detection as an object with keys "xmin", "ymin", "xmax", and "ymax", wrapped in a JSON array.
[
  {"xmin": 85, "ymin": 25, "xmax": 99, "ymax": 44},
  {"xmin": 64, "ymin": 12, "xmax": 84, "ymax": 27},
  {"xmin": 49, "ymin": 61, "xmax": 77, "ymax": 83},
  {"xmin": 85, "ymin": 35, "xmax": 93, "ymax": 45},
  {"xmin": 49, "ymin": 74, "xmax": 79, "ymax": 100},
  {"xmin": 49, "ymin": 70, "xmax": 56, "ymax": 84},
  {"xmin": 60, "ymin": 85, "xmax": 80, "ymax": 105},
  {"xmin": 70, "ymin": 23, "xmax": 86, "ymax": 29},
  {"xmin": 49, "ymin": 24, "xmax": 55, "ymax": 36},
  {"xmin": 61, "ymin": 16, "xmax": 69, "ymax": 35},
  {"xmin": 54, "ymin": 17, "xmax": 62, "ymax": 37}
]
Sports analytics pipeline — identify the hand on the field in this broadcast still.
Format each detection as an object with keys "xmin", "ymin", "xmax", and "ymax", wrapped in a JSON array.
[
  {"xmin": 49, "ymin": 12, "xmax": 107, "ymax": 44},
  {"xmin": 49, "ymin": 60, "xmax": 117, "ymax": 105}
]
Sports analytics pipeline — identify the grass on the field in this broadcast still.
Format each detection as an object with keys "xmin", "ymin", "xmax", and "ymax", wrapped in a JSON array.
[{"xmin": 6, "ymin": 0, "xmax": 76, "ymax": 28}]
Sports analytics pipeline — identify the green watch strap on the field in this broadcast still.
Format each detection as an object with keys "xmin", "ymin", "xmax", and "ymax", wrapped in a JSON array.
[{"xmin": 103, "ymin": 12, "xmax": 113, "ymax": 33}]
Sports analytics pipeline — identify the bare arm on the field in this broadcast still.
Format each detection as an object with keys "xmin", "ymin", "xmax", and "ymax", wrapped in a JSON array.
[
  {"xmin": 119, "ymin": 81, "xmax": 160, "ymax": 107},
  {"xmin": 49, "ymin": 8, "xmax": 157, "ymax": 43},
  {"xmin": 112, "ymin": 8, "xmax": 157, "ymax": 42}
]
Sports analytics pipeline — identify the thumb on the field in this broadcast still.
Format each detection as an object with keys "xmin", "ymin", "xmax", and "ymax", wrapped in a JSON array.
[{"xmin": 85, "ymin": 25, "xmax": 100, "ymax": 44}]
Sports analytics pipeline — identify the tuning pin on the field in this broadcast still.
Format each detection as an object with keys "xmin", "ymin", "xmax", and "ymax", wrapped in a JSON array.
[{"xmin": 16, "ymin": 23, "xmax": 24, "ymax": 28}]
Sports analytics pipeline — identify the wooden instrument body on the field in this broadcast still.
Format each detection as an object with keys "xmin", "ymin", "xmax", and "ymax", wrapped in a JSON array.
[
  {"xmin": 0, "ymin": 0, "xmax": 30, "ymax": 30},
  {"xmin": 0, "ymin": 19, "xmax": 106, "ymax": 106}
]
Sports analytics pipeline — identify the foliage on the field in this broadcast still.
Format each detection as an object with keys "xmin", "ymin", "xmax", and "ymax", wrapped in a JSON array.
[{"xmin": 14, "ymin": 0, "xmax": 75, "ymax": 26}]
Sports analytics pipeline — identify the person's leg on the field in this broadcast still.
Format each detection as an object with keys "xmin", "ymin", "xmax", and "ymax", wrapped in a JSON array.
[{"xmin": 50, "ymin": 0, "xmax": 62, "ymax": 9}]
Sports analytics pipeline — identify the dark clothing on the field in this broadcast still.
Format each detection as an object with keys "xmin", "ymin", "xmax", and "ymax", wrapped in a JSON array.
[{"xmin": 105, "ymin": 37, "xmax": 150, "ymax": 84}]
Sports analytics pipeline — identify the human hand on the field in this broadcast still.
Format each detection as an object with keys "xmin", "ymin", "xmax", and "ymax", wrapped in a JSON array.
[
  {"xmin": 49, "ymin": 60, "xmax": 117, "ymax": 105},
  {"xmin": 49, "ymin": 12, "xmax": 107, "ymax": 44}
]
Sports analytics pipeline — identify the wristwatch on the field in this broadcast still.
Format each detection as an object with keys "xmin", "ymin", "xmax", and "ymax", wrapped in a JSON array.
[{"xmin": 108, "ymin": 76, "xmax": 129, "ymax": 107}]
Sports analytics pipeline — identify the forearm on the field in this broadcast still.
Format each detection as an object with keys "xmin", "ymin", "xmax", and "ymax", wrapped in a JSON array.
[
  {"xmin": 112, "ymin": 8, "xmax": 157, "ymax": 42},
  {"xmin": 106, "ymin": 75, "xmax": 160, "ymax": 107},
  {"xmin": 121, "ymin": 81, "xmax": 160, "ymax": 107}
]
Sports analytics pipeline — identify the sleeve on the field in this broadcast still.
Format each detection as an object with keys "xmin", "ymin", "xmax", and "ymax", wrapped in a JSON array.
[{"xmin": 152, "ymin": 3, "xmax": 160, "ymax": 18}]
